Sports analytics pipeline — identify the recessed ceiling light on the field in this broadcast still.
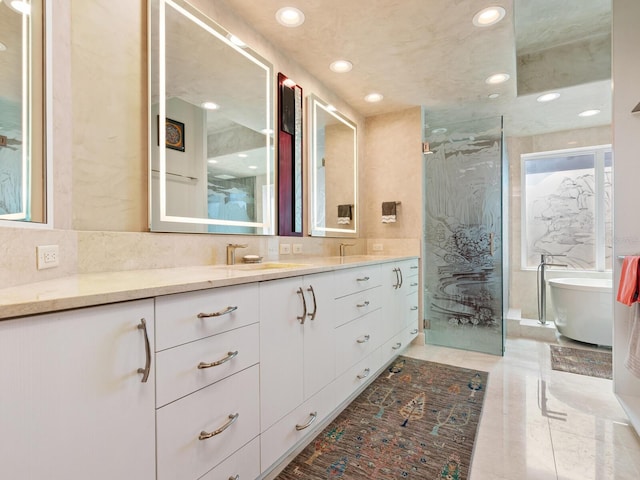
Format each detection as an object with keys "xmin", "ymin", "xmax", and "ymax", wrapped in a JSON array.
[
  {"xmin": 201, "ymin": 101, "xmax": 220, "ymax": 110},
  {"xmin": 0, "ymin": 41, "xmax": 6, "ymax": 52},
  {"xmin": 578, "ymin": 109, "xmax": 601, "ymax": 117},
  {"xmin": 283, "ymin": 78, "xmax": 296, "ymax": 87},
  {"xmin": 364, "ymin": 93, "xmax": 383, "ymax": 103},
  {"xmin": 8, "ymin": 0, "xmax": 30, "ymax": 15},
  {"xmin": 226, "ymin": 34, "xmax": 246, "ymax": 48},
  {"xmin": 215, "ymin": 174, "xmax": 236, "ymax": 180},
  {"xmin": 537, "ymin": 92, "xmax": 560, "ymax": 103},
  {"xmin": 432, "ymin": 128, "xmax": 448, "ymax": 134},
  {"xmin": 275, "ymin": 7, "xmax": 305, "ymax": 27},
  {"xmin": 208, "ymin": 159, "xmax": 218, "ymax": 164},
  {"xmin": 485, "ymin": 73, "xmax": 510, "ymax": 84},
  {"xmin": 238, "ymin": 153, "xmax": 248, "ymax": 158},
  {"xmin": 488, "ymin": 93, "xmax": 500, "ymax": 99},
  {"xmin": 472, "ymin": 6, "xmax": 506, "ymax": 27},
  {"xmin": 329, "ymin": 60, "xmax": 353, "ymax": 73},
  {"xmin": 248, "ymin": 165, "xmax": 258, "ymax": 170}
]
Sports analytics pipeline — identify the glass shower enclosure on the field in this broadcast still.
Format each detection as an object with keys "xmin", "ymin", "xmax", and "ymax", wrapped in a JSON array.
[{"xmin": 422, "ymin": 115, "xmax": 507, "ymax": 356}]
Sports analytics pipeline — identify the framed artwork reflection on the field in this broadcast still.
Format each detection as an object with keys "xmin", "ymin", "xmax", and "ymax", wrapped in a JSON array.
[{"xmin": 158, "ymin": 116, "xmax": 185, "ymax": 152}]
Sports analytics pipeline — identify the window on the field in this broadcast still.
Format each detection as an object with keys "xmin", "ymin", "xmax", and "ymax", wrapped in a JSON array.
[{"xmin": 521, "ymin": 145, "xmax": 612, "ymax": 270}]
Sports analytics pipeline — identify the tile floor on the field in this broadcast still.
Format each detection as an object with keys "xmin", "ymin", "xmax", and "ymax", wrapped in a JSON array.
[{"xmin": 403, "ymin": 338, "xmax": 640, "ymax": 480}]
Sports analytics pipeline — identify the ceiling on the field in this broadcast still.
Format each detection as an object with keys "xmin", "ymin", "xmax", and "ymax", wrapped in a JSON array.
[{"xmin": 220, "ymin": 0, "xmax": 612, "ymax": 137}]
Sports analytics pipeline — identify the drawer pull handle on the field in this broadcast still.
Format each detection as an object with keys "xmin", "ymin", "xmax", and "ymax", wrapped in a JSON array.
[
  {"xmin": 199, "ymin": 413, "xmax": 239, "ymax": 440},
  {"xmin": 197, "ymin": 350, "xmax": 238, "ymax": 369},
  {"xmin": 295, "ymin": 411, "xmax": 318, "ymax": 431},
  {"xmin": 356, "ymin": 301, "xmax": 370, "ymax": 308},
  {"xmin": 393, "ymin": 342, "xmax": 402, "ymax": 350},
  {"xmin": 357, "ymin": 368, "xmax": 370, "ymax": 379},
  {"xmin": 356, "ymin": 276, "xmax": 370, "ymax": 282},
  {"xmin": 410, "ymin": 306, "xmax": 418, "ymax": 311},
  {"xmin": 410, "ymin": 282, "xmax": 418, "ymax": 287},
  {"xmin": 357, "ymin": 334, "xmax": 370, "ymax": 344},
  {"xmin": 411, "ymin": 329, "xmax": 418, "ymax": 335},
  {"xmin": 137, "ymin": 319, "xmax": 151, "ymax": 383},
  {"xmin": 297, "ymin": 287, "xmax": 307, "ymax": 324},
  {"xmin": 410, "ymin": 265, "xmax": 418, "ymax": 269},
  {"xmin": 307, "ymin": 285, "xmax": 318, "ymax": 321},
  {"xmin": 197, "ymin": 306, "xmax": 238, "ymax": 319}
]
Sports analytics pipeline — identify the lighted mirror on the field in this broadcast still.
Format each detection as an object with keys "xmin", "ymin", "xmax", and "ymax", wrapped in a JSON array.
[
  {"xmin": 149, "ymin": 0, "xmax": 274, "ymax": 234},
  {"xmin": 309, "ymin": 94, "xmax": 357, "ymax": 237},
  {"xmin": 0, "ymin": 0, "xmax": 48, "ymax": 225}
]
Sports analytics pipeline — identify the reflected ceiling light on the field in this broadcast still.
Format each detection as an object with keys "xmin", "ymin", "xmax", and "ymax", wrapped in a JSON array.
[
  {"xmin": 238, "ymin": 153, "xmax": 248, "ymax": 158},
  {"xmin": 248, "ymin": 165, "xmax": 258, "ymax": 170},
  {"xmin": 432, "ymin": 128, "xmax": 447, "ymax": 134},
  {"xmin": 283, "ymin": 78, "xmax": 296, "ymax": 87},
  {"xmin": 488, "ymin": 93, "xmax": 500, "ymax": 99},
  {"xmin": 364, "ymin": 93, "xmax": 383, "ymax": 103},
  {"xmin": 8, "ymin": 0, "xmax": 30, "ymax": 14},
  {"xmin": 537, "ymin": 92, "xmax": 560, "ymax": 103},
  {"xmin": 472, "ymin": 6, "xmax": 506, "ymax": 27},
  {"xmin": 275, "ymin": 7, "xmax": 305, "ymax": 27},
  {"xmin": 578, "ymin": 109, "xmax": 601, "ymax": 117},
  {"xmin": 215, "ymin": 174, "xmax": 236, "ymax": 180},
  {"xmin": 485, "ymin": 73, "xmax": 510, "ymax": 84},
  {"xmin": 207, "ymin": 159, "xmax": 218, "ymax": 164},
  {"xmin": 226, "ymin": 34, "xmax": 246, "ymax": 48},
  {"xmin": 0, "ymin": 41, "xmax": 6, "ymax": 52},
  {"xmin": 329, "ymin": 60, "xmax": 353, "ymax": 73},
  {"xmin": 201, "ymin": 101, "xmax": 220, "ymax": 110},
  {"xmin": 261, "ymin": 128, "xmax": 273, "ymax": 135},
  {"xmin": 326, "ymin": 104, "xmax": 337, "ymax": 112}
]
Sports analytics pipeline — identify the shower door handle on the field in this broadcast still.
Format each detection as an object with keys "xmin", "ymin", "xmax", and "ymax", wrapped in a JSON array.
[{"xmin": 489, "ymin": 233, "xmax": 494, "ymax": 256}]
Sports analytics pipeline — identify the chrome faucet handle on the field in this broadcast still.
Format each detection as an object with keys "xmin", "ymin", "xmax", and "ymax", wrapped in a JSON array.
[
  {"xmin": 226, "ymin": 243, "xmax": 249, "ymax": 265},
  {"xmin": 228, "ymin": 243, "xmax": 248, "ymax": 249}
]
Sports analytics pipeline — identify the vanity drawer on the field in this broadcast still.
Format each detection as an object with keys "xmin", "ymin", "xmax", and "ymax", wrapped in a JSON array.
[
  {"xmin": 200, "ymin": 436, "xmax": 260, "ymax": 480},
  {"xmin": 155, "ymin": 323, "xmax": 259, "ymax": 407},
  {"xmin": 405, "ymin": 291, "xmax": 420, "ymax": 328},
  {"xmin": 334, "ymin": 348, "xmax": 383, "ymax": 405},
  {"xmin": 155, "ymin": 283, "xmax": 260, "ymax": 351},
  {"xmin": 261, "ymin": 382, "xmax": 336, "ymax": 472},
  {"xmin": 333, "ymin": 285, "xmax": 381, "ymax": 327},
  {"xmin": 156, "ymin": 365, "xmax": 260, "ymax": 480},
  {"xmin": 334, "ymin": 309, "xmax": 382, "ymax": 374},
  {"xmin": 334, "ymin": 264, "xmax": 382, "ymax": 298}
]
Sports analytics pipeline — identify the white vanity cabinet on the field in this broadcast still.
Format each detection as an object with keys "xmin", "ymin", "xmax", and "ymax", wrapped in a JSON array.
[
  {"xmin": 0, "ymin": 300, "xmax": 156, "ymax": 480},
  {"xmin": 382, "ymin": 259, "xmax": 420, "ymax": 339}
]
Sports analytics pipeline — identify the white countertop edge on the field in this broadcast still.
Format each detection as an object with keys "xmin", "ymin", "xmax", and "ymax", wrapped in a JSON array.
[{"xmin": 0, "ymin": 255, "xmax": 418, "ymax": 320}]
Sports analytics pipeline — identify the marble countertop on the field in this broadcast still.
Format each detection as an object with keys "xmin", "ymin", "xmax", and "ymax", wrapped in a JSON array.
[{"xmin": 0, "ymin": 255, "xmax": 417, "ymax": 320}]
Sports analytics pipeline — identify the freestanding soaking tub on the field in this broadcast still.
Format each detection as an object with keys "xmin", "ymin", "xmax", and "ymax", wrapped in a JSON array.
[{"xmin": 548, "ymin": 277, "xmax": 613, "ymax": 346}]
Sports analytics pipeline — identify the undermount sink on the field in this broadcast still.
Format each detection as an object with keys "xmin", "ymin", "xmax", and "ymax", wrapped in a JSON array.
[{"xmin": 230, "ymin": 262, "xmax": 310, "ymax": 270}]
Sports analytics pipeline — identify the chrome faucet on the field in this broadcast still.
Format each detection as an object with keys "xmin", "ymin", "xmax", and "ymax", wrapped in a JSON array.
[
  {"xmin": 226, "ymin": 243, "xmax": 248, "ymax": 265},
  {"xmin": 340, "ymin": 243, "xmax": 355, "ymax": 257},
  {"xmin": 537, "ymin": 254, "xmax": 568, "ymax": 325}
]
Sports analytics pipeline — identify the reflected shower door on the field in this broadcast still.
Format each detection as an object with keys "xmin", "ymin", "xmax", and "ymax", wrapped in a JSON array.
[{"xmin": 423, "ymin": 116, "xmax": 505, "ymax": 355}]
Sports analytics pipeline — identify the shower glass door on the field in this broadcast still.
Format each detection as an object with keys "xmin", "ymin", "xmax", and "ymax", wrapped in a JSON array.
[{"xmin": 422, "ymin": 115, "xmax": 505, "ymax": 355}]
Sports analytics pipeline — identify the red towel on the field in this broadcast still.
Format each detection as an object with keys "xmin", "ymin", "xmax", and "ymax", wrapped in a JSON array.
[{"xmin": 617, "ymin": 256, "xmax": 640, "ymax": 306}]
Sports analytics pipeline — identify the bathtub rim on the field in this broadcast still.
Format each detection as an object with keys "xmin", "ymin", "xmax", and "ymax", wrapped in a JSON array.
[{"xmin": 547, "ymin": 277, "xmax": 612, "ymax": 293}]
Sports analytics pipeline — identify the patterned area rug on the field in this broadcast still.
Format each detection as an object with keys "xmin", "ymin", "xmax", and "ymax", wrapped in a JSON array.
[
  {"xmin": 276, "ymin": 356, "xmax": 488, "ymax": 480},
  {"xmin": 550, "ymin": 345, "xmax": 612, "ymax": 380}
]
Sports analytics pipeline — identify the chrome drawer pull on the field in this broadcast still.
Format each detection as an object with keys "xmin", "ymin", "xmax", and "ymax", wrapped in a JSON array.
[
  {"xmin": 411, "ymin": 328, "xmax": 418, "ymax": 334},
  {"xmin": 410, "ymin": 265, "xmax": 418, "ymax": 269},
  {"xmin": 197, "ymin": 306, "xmax": 238, "ymax": 318},
  {"xmin": 199, "ymin": 413, "xmax": 239, "ymax": 440},
  {"xmin": 297, "ymin": 287, "xmax": 307, "ymax": 324},
  {"xmin": 356, "ymin": 276, "xmax": 370, "ymax": 282},
  {"xmin": 356, "ymin": 301, "xmax": 370, "ymax": 308},
  {"xmin": 410, "ymin": 282, "xmax": 418, "ymax": 287},
  {"xmin": 357, "ymin": 368, "xmax": 370, "ymax": 379},
  {"xmin": 295, "ymin": 411, "xmax": 317, "ymax": 431},
  {"xmin": 307, "ymin": 285, "xmax": 318, "ymax": 321},
  {"xmin": 229, "ymin": 476, "xmax": 239, "ymax": 480},
  {"xmin": 398, "ymin": 267, "xmax": 403, "ymax": 288},
  {"xmin": 197, "ymin": 350, "xmax": 238, "ymax": 369},
  {"xmin": 357, "ymin": 334, "xmax": 370, "ymax": 344},
  {"xmin": 137, "ymin": 319, "xmax": 151, "ymax": 383},
  {"xmin": 392, "ymin": 342, "xmax": 402, "ymax": 350},
  {"xmin": 410, "ymin": 306, "xmax": 418, "ymax": 311}
]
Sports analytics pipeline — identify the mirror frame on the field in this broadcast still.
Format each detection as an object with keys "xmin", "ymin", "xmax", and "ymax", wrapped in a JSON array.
[
  {"xmin": 308, "ymin": 94, "xmax": 358, "ymax": 238},
  {"xmin": 148, "ymin": 0, "xmax": 275, "ymax": 234}
]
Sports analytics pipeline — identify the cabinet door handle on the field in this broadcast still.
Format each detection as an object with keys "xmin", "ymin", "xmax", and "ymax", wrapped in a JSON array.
[
  {"xmin": 411, "ymin": 329, "xmax": 418, "ymax": 334},
  {"xmin": 356, "ymin": 276, "xmax": 370, "ymax": 282},
  {"xmin": 357, "ymin": 368, "xmax": 370, "ymax": 379},
  {"xmin": 356, "ymin": 300, "xmax": 370, "ymax": 308},
  {"xmin": 392, "ymin": 268, "xmax": 400, "ymax": 289},
  {"xmin": 137, "ymin": 318, "xmax": 151, "ymax": 383},
  {"xmin": 197, "ymin": 306, "xmax": 238, "ymax": 318},
  {"xmin": 199, "ymin": 413, "xmax": 239, "ymax": 440},
  {"xmin": 197, "ymin": 350, "xmax": 238, "ymax": 369},
  {"xmin": 295, "ymin": 411, "xmax": 318, "ymax": 431},
  {"xmin": 410, "ymin": 306, "xmax": 418, "ymax": 311},
  {"xmin": 357, "ymin": 334, "xmax": 370, "ymax": 344},
  {"xmin": 297, "ymin": 287, "xmax": 307, "ymax": 324},
  {"xmin": 398, "ymin": 267, "xmax": 403, "ymax": 288},
  {"xmin": 392, "ymin": 342, "xmax": 402, "ymax": 350},
  {"xmin": 307, "ymin": 285, "xmax": 318, "ymax": 321}
]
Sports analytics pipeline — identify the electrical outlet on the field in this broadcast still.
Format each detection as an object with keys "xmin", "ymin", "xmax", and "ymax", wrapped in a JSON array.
[
  {"xmin": 36, "ymin": 245, "xmax": 59, "ymax": 270},
  {"xmin": 293, "ymin": 243, "xmax": 303, "ymax": 254},
  {"xmin": 279, "ymin": 243, "xmax": 291, "ymax": 255},
  {"xmin": 372, "ymin": 243, "xmax": 384, "ymax": 251}
]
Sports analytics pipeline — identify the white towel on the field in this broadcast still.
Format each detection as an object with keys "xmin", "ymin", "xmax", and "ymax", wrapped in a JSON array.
[{"xmin": 625, "ymin": 309, "xmax": 640, "ymax": 379}]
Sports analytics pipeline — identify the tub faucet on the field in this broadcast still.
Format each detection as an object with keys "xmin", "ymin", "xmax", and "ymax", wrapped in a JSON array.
[
  {"xmin": 538, "ymin": 254, "xmax": 568, "ymax": 325},
  {"xmin": 340, "ymin": 243, "xmax": 355, "ymax": 257},
  {"xmin": 226, "ymin": 243, "xmax": 248, "ymax": 265}
]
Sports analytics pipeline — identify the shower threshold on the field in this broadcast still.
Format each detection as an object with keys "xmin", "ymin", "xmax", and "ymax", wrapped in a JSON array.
[{"xmin": 507, "ymin": 308, "xmax": 558, "ymax": 342}]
